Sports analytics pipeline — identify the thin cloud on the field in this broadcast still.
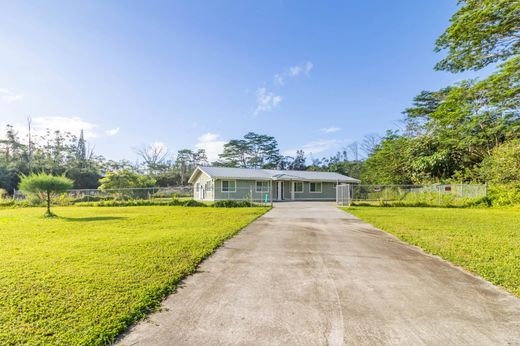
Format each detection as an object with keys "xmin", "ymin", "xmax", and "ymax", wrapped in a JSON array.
[
  {"xmin": 320, "ymin": 126, "xmax": 341, "ymax": 133},
  {"xmin": 273, "ymin": 74, "xmax": 285, "ymax": 86},
  {"xmin": 254, "ymin": 88, "xmax": 282, "ymax": 115},
  {"xmin": 105, "ymin": 127, "xmax": 120, "ymax": 136},
  {"xmin": 289, "ymin": 61, "xmax": 313, "ymax": 77},
  {"xmin": 0, "ymin": 88, "xmax": 24, "ymax": 102},
  {"xmin": 284, "ymin": 139, "xmax": 346, "ymax": 157},
  {"xmin": 32, "ymin": 116, "xmax": 99, "ymax": 139},
  {"xmin": 195, "ymin": 132, "xmax": 227, "ymax": 162},
  {"xmin": 273, "ymin": 61, "xmax": 314, "ymax": 86}
]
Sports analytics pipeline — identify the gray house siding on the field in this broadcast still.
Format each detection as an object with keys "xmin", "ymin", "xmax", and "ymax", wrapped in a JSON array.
[
  {"xmin": 192, "ymin": 175, "xmax": 337, "ymax": 201},
  {"xmin": 214, "ymin": 179, "xmax": 272, "ymax": 202}
]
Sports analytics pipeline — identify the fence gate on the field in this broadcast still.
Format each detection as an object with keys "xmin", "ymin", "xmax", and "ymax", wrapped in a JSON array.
[{"xmin": 336, "ymin": 184, "xmax": 351, "ymax": 206}]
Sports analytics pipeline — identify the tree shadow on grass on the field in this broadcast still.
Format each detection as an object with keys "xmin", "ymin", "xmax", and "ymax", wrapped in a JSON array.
[{"xmin": 61, "ymin": 216, "xmax": 127, "ymax": 222}]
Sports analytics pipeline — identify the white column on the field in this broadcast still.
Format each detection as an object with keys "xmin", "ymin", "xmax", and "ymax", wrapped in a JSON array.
[{"xmin": 291, "ymin": 181, "xmax": 295, "ymax": 200}]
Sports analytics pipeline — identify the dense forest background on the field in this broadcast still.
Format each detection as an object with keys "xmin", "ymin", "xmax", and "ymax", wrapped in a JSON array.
[{"xmin": 1, "ymin": 0, "xmax": 518, "ymax": 202}]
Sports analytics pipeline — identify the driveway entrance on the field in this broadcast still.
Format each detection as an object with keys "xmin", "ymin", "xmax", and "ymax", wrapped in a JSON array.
[{"xmin": 119, "ymin": 202, "xmax": 520, "ymax": 345}]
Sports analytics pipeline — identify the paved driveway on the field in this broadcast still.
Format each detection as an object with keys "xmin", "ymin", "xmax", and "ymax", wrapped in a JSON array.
[{"xmin": 119, "ymin": 202, "xmax": 520, "ymax": 345}]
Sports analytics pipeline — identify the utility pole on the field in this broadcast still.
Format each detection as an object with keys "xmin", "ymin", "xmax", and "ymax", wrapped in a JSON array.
[{"xmin": 27, "ymin": 116, "xmax": 33, "ymax": 173}]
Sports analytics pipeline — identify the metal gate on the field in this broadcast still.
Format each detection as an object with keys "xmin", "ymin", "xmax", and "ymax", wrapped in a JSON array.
[{"xmin": 336, "ymin": 184, "xmax": 351, "ymax": 206}]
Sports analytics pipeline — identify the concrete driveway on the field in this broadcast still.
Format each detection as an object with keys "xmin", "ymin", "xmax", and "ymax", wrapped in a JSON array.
[{"xmin": 118, "ymin": 202, "xmax": 520, "ymax": 345}]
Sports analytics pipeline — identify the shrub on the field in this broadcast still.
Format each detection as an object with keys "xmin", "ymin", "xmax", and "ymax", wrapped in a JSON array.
[
  {"xmin": 487, "ymin": 184, "xmax": 520, "ymax": 206},
  {"xmin": 75, "ymin": 198, "xmax": 204, "ymax": 208},
  {"xmin": 480, "ymin": 140, "xmax": 520, "ymax": 184},
  {"xmin": 213, "ymin": 200, "xmax": 255, "ymax": 208},
  {"xmin": 18, "ymin": 173, "xmax": 74, "ymax": 217},
  {"xmin": 98, "ymin": 170, "xmax": 156, "ymax": 190},
  {"xmin": 182, "ymin": 199, "xmax": 207, "ymax": 207}
]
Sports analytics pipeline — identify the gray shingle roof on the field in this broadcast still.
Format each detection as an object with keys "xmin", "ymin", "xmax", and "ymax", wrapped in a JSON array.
[{"xmin": 189, "ymin": 166, "xmax": 360, "ymax": 183}]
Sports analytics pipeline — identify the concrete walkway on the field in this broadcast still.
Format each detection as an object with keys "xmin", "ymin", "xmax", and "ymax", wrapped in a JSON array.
[{"xmin": 118, "ymin": 202, "xmax": 520, "ymax": 345}]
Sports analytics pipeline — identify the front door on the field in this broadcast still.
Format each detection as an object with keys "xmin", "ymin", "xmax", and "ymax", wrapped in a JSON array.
[{"xmin": 277, "ymin": 181, "xmax": 283, "ymax": 200}]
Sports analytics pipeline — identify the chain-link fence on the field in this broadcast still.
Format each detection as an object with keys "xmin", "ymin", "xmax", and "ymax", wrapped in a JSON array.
[
  {"xmin": 346, "ymin": 184, "xmax": 487, "ymax": 206},
  {"xmin": 336, "ymin": 184, "xmax": 352, "ymax": 206},
  {"xmin": 13, "ymin": 186, "xmax": 193, "ymax": 202}
]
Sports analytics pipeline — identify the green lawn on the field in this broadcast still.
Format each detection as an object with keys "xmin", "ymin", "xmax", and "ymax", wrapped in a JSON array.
[
  {"xmin": 345, "ymin": 207, "xmax": 520, "ymax": 297},
  {"xmin": 0, "ymin": 206, "xmax": 268, "ymax": 345}
]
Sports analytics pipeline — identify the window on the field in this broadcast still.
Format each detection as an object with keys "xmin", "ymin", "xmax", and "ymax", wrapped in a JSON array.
[
  {"xmin": 221, "ymin": 180, "xmax": 236, "ymax": 192},
  {"xmin": 294, "ymin": 182, "xmax": 303, "ymax": 193},
  {"xmin": 310, "ymin": 182, "xmax": 322, "ymax": 193},
  {"xmin": 256, "ymin": 181, "xmax": 270, "ymax": 193},
  {"xmin": 205, "ymin": 181, "xmax": 213, "ymax": 191},
  {"xmin": 195, "ymin": 183, "xmax": 200, "ymax": 192}
]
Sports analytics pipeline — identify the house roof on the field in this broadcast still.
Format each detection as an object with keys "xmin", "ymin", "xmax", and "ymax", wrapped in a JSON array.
[{"xmin": 188, "ymin": 166, "xmax": 360, "ymax": 184}]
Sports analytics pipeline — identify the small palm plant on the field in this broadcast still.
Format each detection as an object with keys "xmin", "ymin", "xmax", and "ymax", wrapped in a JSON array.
[{"xmin": 19, "ymin": 173, "xmax": 73, "ymax": 217}]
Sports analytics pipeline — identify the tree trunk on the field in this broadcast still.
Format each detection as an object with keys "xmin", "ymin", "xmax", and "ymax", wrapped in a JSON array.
[{"xmin": 46, "ymin": 191, "xmax": 51, "ymax": 215}]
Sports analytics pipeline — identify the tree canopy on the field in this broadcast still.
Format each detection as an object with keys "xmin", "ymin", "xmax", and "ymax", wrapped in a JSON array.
[
  {"xmin": 18, "ymin": 173, "xmax": 73, "ymax": 216},
  {"xmin": 218, "ymin": 132, "xmax": 282, "ymax": 168},
  {"xmin": 435, "ymin": 0, "xmax": 520, "ymax": 72}
]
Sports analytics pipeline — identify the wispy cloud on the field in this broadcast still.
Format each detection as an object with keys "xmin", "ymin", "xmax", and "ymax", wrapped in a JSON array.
[
  {"xmin": 105, "ymin": 127, "xmax": 120, "ymax": 136},
  {"xmin": 32, "ymin": 116, "xmax": 99, "ymax": 139},
  {"xmin": 320, "ymin": 126, "xmax": 341, "ymax": 133},
  {"xmin": 289, "ymin": 61, "xmax": 313, "ymax": 77},
  {"xmin": 254, "ymin": 88, "xmax": 282, "ymax": 115},
  {"xmin": 0, "ymin": 116, "xmax": 126, "ymax": 144},
  {"xmin": 274, "ymin": 61, "xmax": 313, "ymax": 85},
  {"xmin": 284, "ymin": 139, "xmax": 346, "ymax": 157},
  {"xmin": 273, "ymin": 74, "xmax": 285, "ymax": 86},
  {"xmin": 195, "ymin": 132, "xmax": 227, "ymax": 162},
  {"xmin": 150, "ymin": 141, "xmax": 168, "ymax": 153},
  {"xmin": 0, "ymin": 88, "xmax": 24, "ymax": 102}
]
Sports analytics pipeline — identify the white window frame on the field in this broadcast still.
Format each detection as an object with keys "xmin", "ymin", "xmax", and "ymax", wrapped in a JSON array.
[
  {"xmin": 221, "ymin": 180, "xmax": 236, "ymax": 192},
  {"xmin": 309, "ymin": 182, "xmax": 322, "ymax": 193},
  {"xmin": 255, "ymin": 181, "xmax": 270, "ymax": 193},
  {"xmin": 294, "ymin": 181, "xmax": 304, "ymax": 193}
]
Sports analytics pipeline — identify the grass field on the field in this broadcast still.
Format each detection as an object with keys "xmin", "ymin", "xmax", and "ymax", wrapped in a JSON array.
[
  {"xmin": 345, "ymin": 207, "xmax": 520, "ymax": 297},
  {"xmin": 0, "ymin": 206, "xmax": 268, "ymax": 345}
]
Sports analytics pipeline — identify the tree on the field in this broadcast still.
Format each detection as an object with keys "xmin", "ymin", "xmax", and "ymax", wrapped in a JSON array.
[
  {"xmin": 98, "ymin": 170, "xmax": 156, "ymax": 190},
  {"xmin": 134, "ymin": 142, "xmax": 169, "ymax": 174},
  {"xmin": 289, "ymin": 150, "xmax": 306, "ymax": 170},
  {"xmin": 218, "ymin": 132, "xmax": 282, "ymax": 168},
  {"xmin": 480, "ymin": 139, "xmax": 520, "ymax": 184},
  {"xmin": 18, "ymin": 173, "xmax": 73, "ymax": 217},
  {"xmin": 361, "ymin": 132, "xmax": 414, "ymax": 184},
  {"xmin": 435, "ymin": 0, "xmax": 520, "ymax": 72},
  {"xmin": 175, "ymin": 149, "xmax": 208, "ymax": 185},
  {"xmin": 76, "ymin": 129, "xmax": 87, "ymax": 162},
  {"xmin": 360, "ymin": 134, "xmax": 380, "ymax": 157}
]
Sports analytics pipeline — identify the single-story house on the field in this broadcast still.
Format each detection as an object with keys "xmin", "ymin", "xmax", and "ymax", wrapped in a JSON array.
[{"xmin": 188, "ymin": 166, "xmax": 360, "ymax": 202}]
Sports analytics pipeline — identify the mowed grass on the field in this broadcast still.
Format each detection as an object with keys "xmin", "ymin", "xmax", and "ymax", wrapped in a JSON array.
[
  {"xmin": 0, "ymin": 206, "xmax": 268, "ymax": 345},
  {"xmin": 345, "ymin": 207, "xmax": 520, "ymax": 297}
]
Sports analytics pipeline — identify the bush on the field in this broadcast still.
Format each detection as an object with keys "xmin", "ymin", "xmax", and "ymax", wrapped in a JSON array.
[
  {"xmin": 182, "ymin": 199, "xmax": 207, "ymax": 207},
  {"xmin": 213, "ymin": 200, "xmax": 255, "ymax": 208},
  {"xmin": 75, "ymin": 198, "xmax": 205, "ymax": 208},
  {"xmin": 487, "ymin": 184, "xmax": 520, "ymax": 206},
  {"xmin": 480, "ymin": 140, "xmax": 520, "ymax": 184},
  {"xmin": 72, "ymin": 195, "xmax": 111, "ymax": 203}
]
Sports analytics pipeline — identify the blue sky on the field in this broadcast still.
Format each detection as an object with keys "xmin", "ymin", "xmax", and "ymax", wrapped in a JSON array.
[{"xmin": 0, "ymin": 1, "xmax": 491, "ymax": 162}]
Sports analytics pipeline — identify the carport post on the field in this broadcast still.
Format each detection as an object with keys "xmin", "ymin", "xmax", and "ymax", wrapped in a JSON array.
[{"xmin": 269, "ymin": 180, "xmax": 273, "ymax": 207}]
